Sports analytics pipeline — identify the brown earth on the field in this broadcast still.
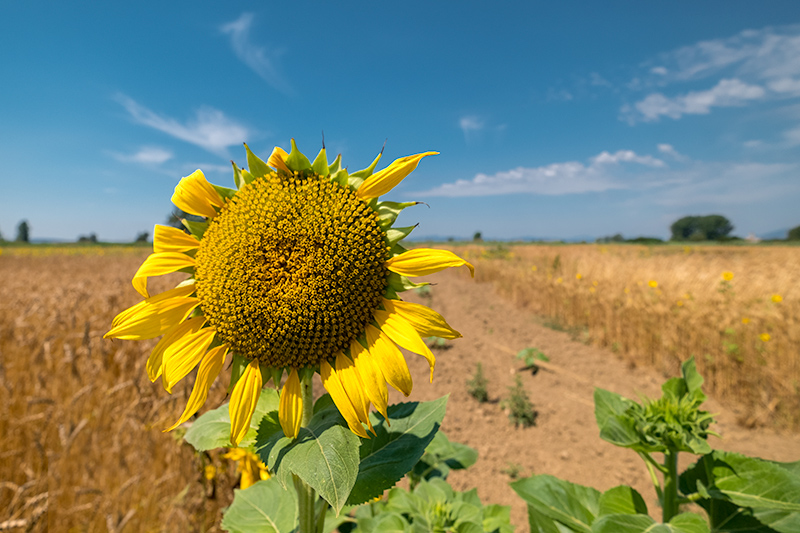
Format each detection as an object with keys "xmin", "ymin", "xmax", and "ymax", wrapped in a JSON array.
[{"xmin": 389, "ymin": 268, "xmax": 800, "ymax": 530}]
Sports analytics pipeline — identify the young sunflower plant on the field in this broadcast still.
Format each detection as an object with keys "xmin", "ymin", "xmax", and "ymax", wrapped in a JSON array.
[{"xmin": 105, "ymin": 142, "xmax": 472, "ymax": 514}]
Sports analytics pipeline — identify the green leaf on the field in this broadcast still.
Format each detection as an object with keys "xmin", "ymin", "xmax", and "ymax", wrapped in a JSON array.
[
  {"xmin": 313, "ymin": 393, "xmax": 335, "ymax": 414},
  {"xmin": 258, "ymin": 405, "xmax": 360, "ymax": 514},
  {"xmin": 411, "ymin": 430, "xmax": 478, "ymax": 483},
  {"xmin": 227, "ymin": 353, "xmax": 249, "ymax": 393},
  {"xmin": 593, "ymin": 389, "xmax": 640, "ymax": 449},
  {"xmin": 598, "ymin": 486, "xmax": 648, "ymax": 517},
  {"xmin": 527, "ymin": 505, "xmax": 576, "ymax": 533},
  {"xmin": 184, "ymin": 388, "xmax": 279, "ymax": 451},
  {"xmin": 511, "ymin": 474, "xmax": 601, "ymax": 533},
  {"xmin": 244, "ymin": 143, "xmax": 271, "ymax": 178},
  {"xmin": 346, "ymin": 396, "xmax": 448, "ymax": 506},
  {"xmin": 591, "ymin": 512, "xmax": 709, "ymax": 533},
  {"xmin": 285, "ymin": 138, "xmax": 311, "ymax": 172},
  {"xmin": 181, "ymin": 218, "xmax": 208, "ymax": 239},
  {"xmin": 681, "ymin": 357, "xmax": 704, "ymax": 397},
  {"xmin": 312, "ymin": 147, "xmax": 329, "ymax": 175},
  {"xmin": 483, "ymin": 504, "xmax": 514, "ymax": 533},
  {"xmin": 220, "ymin": 478, "xmax": 297, "ymax": 533},
  {"xmin": 376, "ymin": 201, "xmax": 420, "ymax": 229}
]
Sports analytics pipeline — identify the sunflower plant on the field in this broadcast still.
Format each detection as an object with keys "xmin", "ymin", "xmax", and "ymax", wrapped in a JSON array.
[{"xmin": 105, "ymin": 140, "xmax": 473, "ymax": 532}]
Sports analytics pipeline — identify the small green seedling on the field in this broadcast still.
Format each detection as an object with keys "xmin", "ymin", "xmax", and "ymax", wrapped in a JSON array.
[
  {"xmin": 467, "ymin": 362, "xmax": 489, "ymax": 403},
  {"xmin": 502, "ymin": 375, "xmax": 537, "ymax": 428},
  {"xmin": 516, "ymin": 347, "xmax": 549, "ymax": 374}
]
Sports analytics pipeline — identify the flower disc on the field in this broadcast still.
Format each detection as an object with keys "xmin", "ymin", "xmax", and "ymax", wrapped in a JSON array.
[{"xmin": 195, "ymin": 172, "xmax": 389, "ymax": 368}]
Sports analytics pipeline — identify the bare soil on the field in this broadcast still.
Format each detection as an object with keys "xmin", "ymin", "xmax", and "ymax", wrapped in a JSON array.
[{"xmin": 388, "ymin": 269, "xmax": 800, "ymax": 530}]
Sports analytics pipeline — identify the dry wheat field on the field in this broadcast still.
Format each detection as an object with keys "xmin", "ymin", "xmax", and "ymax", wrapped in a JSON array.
[
  {"xmin": 0, "ymin": 243, "xmax": 798, "ymax": 532},
  {"xmin": 461, "ymin": 242, "xmax": 800, "ymax": 428}
]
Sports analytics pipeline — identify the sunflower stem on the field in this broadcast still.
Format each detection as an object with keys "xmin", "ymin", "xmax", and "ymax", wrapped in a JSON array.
[{"xmin": 295, "ymin": 372, "xmax": 317, "ymax": 533}]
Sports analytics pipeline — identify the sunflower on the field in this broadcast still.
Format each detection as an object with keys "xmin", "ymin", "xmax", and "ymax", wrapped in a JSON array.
[{"xmin": 105, "ymin": 140, "xmax": 472, "ymax": 444}]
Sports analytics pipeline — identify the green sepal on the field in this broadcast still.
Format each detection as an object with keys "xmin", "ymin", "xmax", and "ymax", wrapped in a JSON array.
[
  {"xmin": 312, "ymin": 147, "xmax": 329, "ymax": 176},
  {"xmin": 228, "ymin": 353, "xmax": 249, "ymax": 393},
  {"xmin": 241, "ymin": 169, "xmax": 255, "ymax": 187},
  {"xmin": 231, "ymin": 160, "xmax": 245, "ymax": 189},
  {"xmin": 328, "ymin": 154, "xmax": 342, "ymax": 175},
  {"xmin": 244, "ymin": 143, "xmax": 271, "ymax": 178},
  {"xmin": 348, "ymin": 174, "xmax": 365, "ymax": 191},
  {"xmin": 385, "ymin": 225, "xmax": 417, "ymax": 247},
  {"xmin": 181, "ymin": 219, "xmax": 208, "ymax": 239},
  {"xmin": 390, "ymin": 242, "xmax": 408, "ymax": 257},
  {"xmin": 270, "ymin": 367, "xmax": 284, "ymax": 389},
  {"xmin": 212, "ymin": 183, "xmax": 237, "ymax": 201},
  {"xmin": 351, "ymin": 151, "xmax": 383, "ymax": 179},
  {"xmin": 285, "ymin": 138, "xmax": 311, "ymax": 172},
  {"xmin": 376, "ymin": 201, "xmax": 420, "ymax": 229},
  {"xmin": 384, "ymin": 286, "xmax": 399, "ymax": 300},
  {"xmin": 388, "ymin": 272, "xmax": 428, "ymax": 293},
  {"xmin": 330, "ymin": 169, "xmax": 350, "ymax": 188}
]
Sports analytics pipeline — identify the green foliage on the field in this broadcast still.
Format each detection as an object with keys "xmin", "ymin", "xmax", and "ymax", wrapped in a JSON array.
[
  {"xmin": 516, "ymin": 347, "xmax": 550, "ymax": 372},
  {"xmin": 427, "ymin": 336, "xmax": 450, "ymax": 350},
  {"xmin": 351, "ymin": 478, "xmax": 513, "ymax": 533},
  {"xmin": 670, "ymin": 215, "xmax": 733, "ymax": 241},
  {"xmin": 466, "ymin": 363, "xmax": 489, "ymax": 402},
  {"xmin": 502, "ymin": 375, "xmax": 537, "ymax": 428},
  {"xmin": 501, "ymin": 462, "xmax": 523, "ymax": 480},
  {"xmin": 512, "ymin": 357, "xmax": 799, "ymax": 532},
  {"xmin": 15, "ymin": 220, "xmax": 30, "ymax": 243},
  {"xmin": 788, "ymin": 225, "xmax": 800, "ymax": 241},
  {"xmin": 409, "ymin": 431, "xmax": 478, "ymax": 488},
  {"xmin": 220, "ymin": 478, "xmax": 298, "ymax": 533},
  {"xmin": 473, "ymin": 231, "xmax": 483, "ymax": 242},
  {"xmin": 134, "ymin": 231, "xmax": 149, "ymax": 243}
]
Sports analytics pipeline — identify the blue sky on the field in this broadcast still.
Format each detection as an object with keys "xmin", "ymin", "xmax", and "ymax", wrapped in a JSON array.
[{"xmin": 2, "ymin": 1, "xmax": 800, "ymax": 241}]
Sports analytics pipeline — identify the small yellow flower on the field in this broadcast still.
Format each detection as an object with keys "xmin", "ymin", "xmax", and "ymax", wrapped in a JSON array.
[
  {"xmin": 648, "ymin": 280, "xmax": 658, "ymax": 288},
  {"xmin": 575, "ymin": 273, "xmax": 583, "ymax": 280},
  {"xmin": 759, "ymin": 333, "xmax": 771, "ymax": 343},
  {"xmin": 556, "ymin": 277, "xmax": 563, "ymax": 284},
  {"xmin": 771, "ymin": 294, "xmax": 783, "ymax": 303},
  {"xmin": 741, "ymin": 317, "xmax": 750, "ymax": 325},
  {"xmin": 683, "ymin": 246, "xmax": 692, "ymax": 254},
  {"xmin": 624, "ymin": 287, "xmax": 630, "ymax": 294},
  {"xmin": 592, "ymin": 280, "xmax": 598, "ymax": 287},
  {"xmin": 224, "ymin": 448, "xmax": 270, "ymax": 489},
  {"xmin": 531, "ymin": 265, "xmax": 538, "ymax": 272},
  {"xmin": 722, "ymin": 271, "xmax": 734, "ymax": 281},
  {"xmin": 676, "ymin": 300, "xmax": 683, "ymax": 307},
  {"xmin": 204, "ymin": 464, "xmax": 217, "ymax": 481},
  {"xmin": 589, "ymin": 287, "xmax": 596, "ymax": 294},
  {"xmin": 683, "ymin": 293, "xmax": 691, "ymax": 300}
]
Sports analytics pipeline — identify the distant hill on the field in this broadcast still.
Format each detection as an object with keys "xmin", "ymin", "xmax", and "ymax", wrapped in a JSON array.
[{"xmin": 759, "ymin": 228, "xmax": 790, "ymax": 240}]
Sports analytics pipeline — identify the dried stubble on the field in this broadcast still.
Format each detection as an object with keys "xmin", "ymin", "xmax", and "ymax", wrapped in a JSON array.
[
  {"xmin": 463, "ymin": 243, "xmax": 800, "ymax": 429},
  {"xmin": 0, "ymin": 248, "xmax": 236, "ymax": 532}
]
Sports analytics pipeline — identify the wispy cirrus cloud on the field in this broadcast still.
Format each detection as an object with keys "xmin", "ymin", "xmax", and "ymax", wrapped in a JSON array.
[
  {"xmin": 221, "ymin": 13, "xmax": 291, "ymax": 94},
  {"xmin": 115, "ymin": 94, "xmax": 250, "ymax": 157},
  {"xmin": 110, "ymin": 146, "xmax": 173, "ymax": 165},
  {"xmin": 459, "ymin": 115, "xmax": 484, "ymax": 141},
  {"xmin": 624, "ymin": 25, "xmax": 800, "ymax": 123}
]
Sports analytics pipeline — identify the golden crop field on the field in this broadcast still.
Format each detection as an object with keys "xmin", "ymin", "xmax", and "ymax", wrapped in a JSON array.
[
  {"xmin": 0, "ymin": 248, "xmax": 236, "ymax": 532},
  {"xmin": 460, "ymin": 242, "xmax": 800, "ymax": 429}
]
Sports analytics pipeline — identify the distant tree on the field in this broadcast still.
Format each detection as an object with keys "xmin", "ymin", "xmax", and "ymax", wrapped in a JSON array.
[
  {"xmin": 15, "ymin": 220, "xmax": 30, "ymax": 243},
  {"xmin": 473, "ymin": 231, "xmax": 483, "ymax": 242},
  {"xmin": 135, "ymin": 231, "xmax": 150, "ymax": 243},
  {"xmin": 596, "ymin": 233, "xmax": 624, "ymax": 244},
  {"xmin": 670, "ymin": 215, "xmax": 733, "ymax": 241},
  {"xmin": 788, "ymin": 225, "xmax": 800, "ymax": 241},
  {"xmin": 77, "ymin": 233, "xmax": 98, "ymax": 243},
  {"xmin": 0, "ymin": 226, "xmax": 4, "ymax": 242}
]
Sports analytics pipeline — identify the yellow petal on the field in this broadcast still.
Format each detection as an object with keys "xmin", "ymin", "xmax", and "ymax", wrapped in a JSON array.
[
  {"xmin": 164, "ymin": 344, "xmax": 227, "ymax": 431},
  {"xmin": 132, "ymin": 252, "xmax": 196, "ymax": 298},
  {"xmin": 110, "ymin": 283, "xmax": 195, "ymax": 328},
  {"xmin": 365, "ymin": 325, "xmax": 412, "ymax": 397},
  {"xmin": 230, "ymin": 359, "xmax": 263, "ymax": 445},
  {"xmin": 153, "ymin": 225, "xmax": 200, "ymax": 253},
  {"xmin": 172, "ymin": 169, "xmax": 225, "ymax": 219},
  {"xmin": 374, "ymin": 309, "xmax": 435, "ymax": 383},
  {"xmin": 268, "ymin": 146, "xmax": 290, "ymax": 173},
  {"xmin": 279, "ymin": 368, "xmax": 303, "ymax": 439},
  {"xmin": 320, "ymin": 359, "xmax": 369, "ymax": 439},
  {"xmin": 356, "ymin": 152, "xmax": 438, "ymax": 200},
  {"xmin": 350, "ymin": 339, "xmax": 389, "ymax": 420},
  {"xmin": 381, "ymin": 298, "xmax": 461, "ymax": 339},
  {"xmin": 105, "ymin": 292, "xmax": 199, "ymax": 340},
  {"xmin": 335, "ymin": 352, "xmax": 373, "ymax": 432},
  {"xmin": 162, "ymin": 324, "xmax": 217, "ymax": 393},
  {"xmin": 147, "ymin": 315, "xmax": 206, "ymax": 382},
  {"xmin": 386, "ymin": 248, "xmax": 474, "ymax": 278}
]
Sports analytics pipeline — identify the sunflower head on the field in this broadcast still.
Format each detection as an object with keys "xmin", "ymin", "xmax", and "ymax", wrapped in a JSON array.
[{"xmin": 106, "ymin": 140, "xmax": 473, "ymax": 445}]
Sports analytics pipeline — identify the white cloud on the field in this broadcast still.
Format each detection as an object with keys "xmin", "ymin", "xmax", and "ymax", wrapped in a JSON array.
[
  {"xmin": 630, "ymin": 78, "xmax": 765, "ymax": 122},
  {"xmin": 111, "ymin": 146, "xmax": 173, "ymax": 165},
  {"xmin": 783, "ymin": 125, "xmax": 800, "ymax": 145},
  {"xmin": 416, "ymin": 148, "xmax": 663, "ymax": 197},
  {"xmin": 590, "ymin": 72, "xmax": 612, "ymax": 87},
  {"xmin": 650, "ymin": 66, "xmax": 668, "ymax": 76},
  {"xmin": 768, "ymin": 77, "xmax": 800, "ymax": 96},
  {"xmin": 221, "ymin": 13, "xmax": 291, "ymax": 94},
  {"xmin": 547, "ymin": 88, "xmax": 574, "ymax": 101},
  {"xmin": 657, "ymin": 144, "xmax": 687, "ymax": 161},
  {"xmin": 743, "ymin": 139, "xmax": 764, "ymax": 148},
  {"xmin": 459, "ymin": 116, "xmax": 483, "ymax": 133},
  {"xmin": 115, "ymin": 94, "xmax": 250, "ymax": 157}
]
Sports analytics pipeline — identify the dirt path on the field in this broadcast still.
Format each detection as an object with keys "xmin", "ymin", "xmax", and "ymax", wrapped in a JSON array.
[{"xmin": 387, "ymin": 270, "xmax": 800, "ymax": 530}]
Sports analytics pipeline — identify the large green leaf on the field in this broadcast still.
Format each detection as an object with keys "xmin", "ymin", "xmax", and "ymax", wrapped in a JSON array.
[
  {"xmin": 511, "ymin": 474, "xmax": 602, "ymax": 533},
  {"xmin": 411, "ymin": 430, "xmax": 478, "ymax": 483},
  {"xmin": 593, "ymin": 388, "xmax": 639, "ymax": 448},
  {"xmin": 591, "ymin": 512, "xmax": 709, "ymax": 533},
  {"xmin": 597, "ymin": 486, "xmax": 648, "ymax": 517},
  {"xmin": 184, "ymin": 388, "xmax": 279, "ymax": 451},
  {"xmin": 346, "ymin": 396, "xmax": 448, "ymax": 506},
  {"xmin": 220, "ymin": 478, "xmax": 297, "ymax": 533},
  {"xmin": 257, "ymin": 405, "xmax": 360, "ymax": 514}
]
